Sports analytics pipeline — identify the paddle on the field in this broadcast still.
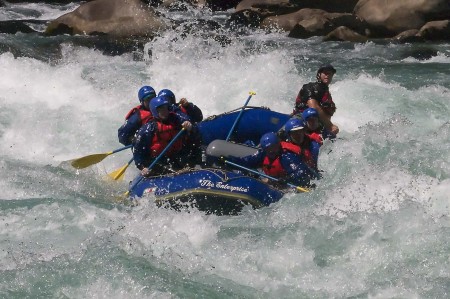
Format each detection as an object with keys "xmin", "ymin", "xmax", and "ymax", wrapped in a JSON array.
[
  {"xmin": 124, "ymin": 128, "xmax": 186, "ymax": 197},
  {"xmin": 69, "ymin": 144, "xmax": 133, "ymax": 169},
  {"xmin": 107, "ymin": 157, "xmax": 134, "ymax": 181},
  {"xmin": 223, "ymin": 159, "xmax": 310, "ymax": 193},
  {"xmin": 226, "ymin": 91, "xmax": 256, "ymax": 141}
]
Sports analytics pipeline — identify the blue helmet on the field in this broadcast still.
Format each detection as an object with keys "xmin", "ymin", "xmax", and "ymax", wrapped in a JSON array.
[
  {"xmin": 302, "ymin": 108, "xmax": 319, "ymax": 121},
  {"xmin": 158, "ymin": 89, "xmax": 176, "ymax": 105},
  {"xmin": 285, "ymin": 118, "xmax": 305, "ymax": 133},
  {"xmin": 260, "ymin": 132, "xmax": 279, "ymax": 150},
  {"xmin": 138, "ymin": 86, "xmax": 156, "ymax": 103},
  {"xmin": 150, "ymin": 96, "xmax": 169, "ymax": 117}
]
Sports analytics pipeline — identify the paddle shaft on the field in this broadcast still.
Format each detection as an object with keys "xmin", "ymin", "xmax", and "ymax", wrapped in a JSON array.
[
  {"xmin": 224, "ymin": 160, "xmax": 309, "ymax": 192},
  {"xmin": 111, "ymin": 144, "xmax": 133, "ymax": 154},
  {"xmin": 226, "ymin": 91, "xmax": 256, "ymax": 141},
  {"xmin": 126, "ymin": 128, "xmax": 186, "ymax": 195}
]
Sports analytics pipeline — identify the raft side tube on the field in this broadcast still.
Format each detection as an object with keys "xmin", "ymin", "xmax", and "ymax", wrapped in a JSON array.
[{"xmin": 206, "ymin": 139, "xmax": 259, "ymax": 158}]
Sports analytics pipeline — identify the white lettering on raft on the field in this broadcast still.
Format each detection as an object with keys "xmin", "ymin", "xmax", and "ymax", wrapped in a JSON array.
[{"xmin": 199, "ymin": 180, "xmax": 249, "ymax": 193}]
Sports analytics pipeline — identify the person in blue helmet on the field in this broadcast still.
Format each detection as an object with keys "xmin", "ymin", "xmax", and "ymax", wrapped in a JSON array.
[
  {"xmin": 118, "ymin": 86, "xmax": 156, "ymax": 145},
  {"xmin": 292, "ymin": 64, "xmax": 339, "ymax": 138},
  {"xmin": 283, "ymin": 118, "xmax": 321, "ymax": 177},
  {"xmin": 158, "ymin": 89, "xmax": 203, "ymax": 123},
  {"xmin": 226, "ymin": 132, "xmax": 316, "ymax": 187},
  {"xmin": 133, "ymin": 96, "xmax": 198, "ymax": 176},
  {"xmin": 301, "ymin": 107, "xmax": 324, "ymax": 145}
]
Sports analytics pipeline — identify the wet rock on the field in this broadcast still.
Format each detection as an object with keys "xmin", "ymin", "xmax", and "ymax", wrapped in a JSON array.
[
  {"xmin": 227, "ymin": 9, "xmax": 263, "ymax": 28},
  {"xmin": 401, "ymin": 46, "xmax": 438, "ymax": 60},
  {"xmin": 391, "ymin": 29, "xmax": 424, "ymax": 43},
  {"xmin": 285, "ymin": 10, "xmax": 368, "ymax": 38},
  {"xmin": 206, "ymin": 0, "xmax": 241, "ymax": 11},
  {"xmin": 236, "ymin": 0, "xmax": 358, "ymax": 14},
  {"xmin": 323, "ymin": 26, "xmax": 368, "ymax": 42},
  {"xmin": 0, "ymin": 20, "xmax": 40, "ymax": 34},
  {"xmin": 418, "ymin": 20, "xmax": 450, "ymax": 41},
  {"xmin": 354, "ymin": 0, "xmax": 450, "ymax": 37},
  {"xmin": 45, "ymin": 0, "xmax": 169, "ymax": 38}
]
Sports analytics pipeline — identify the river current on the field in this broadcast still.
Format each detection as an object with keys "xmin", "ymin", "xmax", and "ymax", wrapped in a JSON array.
[{"xmin": 0, "ymin": 3, "xmax": 449, "ymax": 298}]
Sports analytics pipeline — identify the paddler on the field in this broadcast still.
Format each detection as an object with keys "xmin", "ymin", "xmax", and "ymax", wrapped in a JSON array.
[{"xmin": 118, "ymin": 85, "xmax": 156, "ymax": 146}]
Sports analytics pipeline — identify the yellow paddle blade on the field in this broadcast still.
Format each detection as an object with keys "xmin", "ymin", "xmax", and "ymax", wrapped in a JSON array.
[
  {"xmin": 107, "ymin": 163, "xmax": 129, "ymax": 181},
  {"xmin": 295, "ymin": 186, "xmax": 310, "ymax": 193},
  {"xmin": 70, "ymin": 152, "xmax": 113, "ymax": 169}
]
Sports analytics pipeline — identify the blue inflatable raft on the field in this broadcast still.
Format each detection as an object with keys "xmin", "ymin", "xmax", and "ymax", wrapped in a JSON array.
[
  {"xmin": 197, "ymin": 106, "xmax": 290, "ymax": 145},
  {"xmin": 127, "ymin": 107, "xmax": 294, "ymax": 214},
  {"xmin": 128, "ymin": 168, "xmax": 286, "ymax": 215}
]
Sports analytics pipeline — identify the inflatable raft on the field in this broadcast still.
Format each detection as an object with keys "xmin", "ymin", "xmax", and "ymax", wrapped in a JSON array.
[
  {"xmin": 127, "ymin": 167, "xmax": 286, "ymax": 215},
  {"xmin": 197, "ymin": 106, "xmax": 290, "ymax": 145},
  {"xmin": 127, "ymin": 107, "xmax": 295, "ymax": 214}
]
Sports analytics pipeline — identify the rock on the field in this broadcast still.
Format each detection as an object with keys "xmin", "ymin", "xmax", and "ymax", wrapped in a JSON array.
[
  {"xmin": 206, "ymin": 0, "xmax": 241, "ymax": 11},
  {"xmin": 262, "ymin": 8, "xmax": 327, "ymax": 32},
  {"xmin": 400, "ymin": 46, "xmax": 438, "ymax": 60},
  {"xmin": 284, "ymin": 9, "xmax": 368, "ymax": 38},
  {"xmin": 354, "ymin": 0, "xmax": 450, "ymax": 36},
  {"xmin": 45, "ymin": 0, "xmax": 169, "ymax": 38},
  {"xmin": 227, "ymin": 9, "xmax": 263, "ymax": 28},
  {"xmin": 391, "ymin": 29, "xmax": 424, "ymax": 43},
  {"xmin": 237, "ymin": 0, "xmax": 358, "ymax": 14},
  {"xmin": 0, "ymin": 20, "xmax": 40, "ymax": 34},
  {"xmin": 418, "ymin": 20, "xmax": 450, "ymax": 41},
  {"xmin": 6, "ymin": 0, "xmax": 83, "ymax": 3},
  {"xmin": 323, "ymin": 26, "xmax": 368, "ymax": 42}
]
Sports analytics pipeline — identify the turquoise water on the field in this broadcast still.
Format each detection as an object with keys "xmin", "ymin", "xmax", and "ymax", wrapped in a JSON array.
[{"xmin": 0, "ymin": 3, "xmax": 449, "ymax": 298}]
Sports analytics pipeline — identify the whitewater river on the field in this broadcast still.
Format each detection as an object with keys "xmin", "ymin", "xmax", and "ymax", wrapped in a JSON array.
[{"xmin": 0, "ymin": 3, "xmax": 449, "ymax": 298}]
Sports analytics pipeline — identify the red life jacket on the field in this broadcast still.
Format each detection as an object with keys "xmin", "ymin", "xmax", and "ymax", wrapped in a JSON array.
[
  {"xmin": 149, "ymin": 116, "xmax": 183, "ymax": 158},
  {"xmin": 179, "ymin": 105, "xmax": 188, "ymax": 115},
  {"xmin": 262, "ymin": 142, "xmax": 300, "ymax": 177},
  {"xmin": 320, "ymin": 91, "xmax": 336, "ymax": 116},
  {"xmin": 125, "ymin": 105, "xmax": 153, "ymax": 125},
  {"xmin": 306, "ymin": 132, "xmax": 323, "ymax": 145},
  {"xmin": 300, "ymin": 142, "xmax": 316, "ymax": 169},
  {"xmin": 286, "ymin": 138, "xmax": 317, "ymax": 169}
]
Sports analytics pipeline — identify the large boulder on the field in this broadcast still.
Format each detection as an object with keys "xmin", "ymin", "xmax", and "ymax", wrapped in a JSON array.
[
  {"xmin": 206, "ymin": 0, "xmax": 241, "ymax": 11},
  {"xmin": 391, "ymin": 29, "xmax": 424, "ymax": 43},
  {"xmin": 262, "ymin": 8, "xmax": 327, "ymax": 31},
  {"xmin": 278, "ymin": 9, "xmax": 367, "ymax": 37},
  {"xmin": 354, "ymin": 0, "xmax": 450, "ymax": 37},
  {"xmin": 0, "ymin": 20, "xmax": 40, "ymax": 34},
  {"xmin": 236, "ymin": 0, "xmax": 358, "ymax": 14},
  {"xmin": 323, "ymin": 26, "xmax": 368, "ymax": 42},
  {"xmin": 45, "ymin": 0, "xmax": 169, "ymax": 37},
  {"xmin": 418, "ymin": 20, "xmax": 450, "ymax": 40}
]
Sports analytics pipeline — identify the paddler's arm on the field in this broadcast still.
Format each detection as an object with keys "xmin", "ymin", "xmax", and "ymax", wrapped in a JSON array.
[
  {"xmin": 281, "ymin": 152, "xmax": 313, "ymax": 186},
  {"xmin": 307, "ymin": 98, "xmax": 339, "ymax": 135},
  {"xmin": 118, "ymin": 113, "xmax": 140, "ymax": 146},
  {"xmin": 179, "ymin": 98, "xmax": 204, "ymax": 122},
  {"xmin": 132, "ymin": 122, "xmax": 155, "ymax": 171}
]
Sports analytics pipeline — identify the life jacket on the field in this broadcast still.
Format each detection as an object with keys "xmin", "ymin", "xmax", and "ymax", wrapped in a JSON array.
[
  {"xmin": 149, "ymin": 116, "xmax": 183, "ymax": 158},
  {"xmin": 286, "ymin": 137, "xmax": 317, "ymax": 169},
  {"xmin": 125, "ymin": 105, "xmax": 153, "ymax": 125},
  {"xmin": 320, "ymin": 90, "xmax": 336, "ymax": 116},
  {"xmin": 306, "ymin": 132, "xmax": 323, "ymax": 145},
  {"xmin": 299, "ymin": 142, "xmax": 316, "ymax": 169},
  {"xmin": 179, "ymin": 105, "xmax": 188, "ymax": 115},
  {"xmin": 294, "ymin": 82, "xmax": 336, "ymax": 116},
  {"xmin": 262, "ymin": 142, "xmax": 300, "ymax": 177}
]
